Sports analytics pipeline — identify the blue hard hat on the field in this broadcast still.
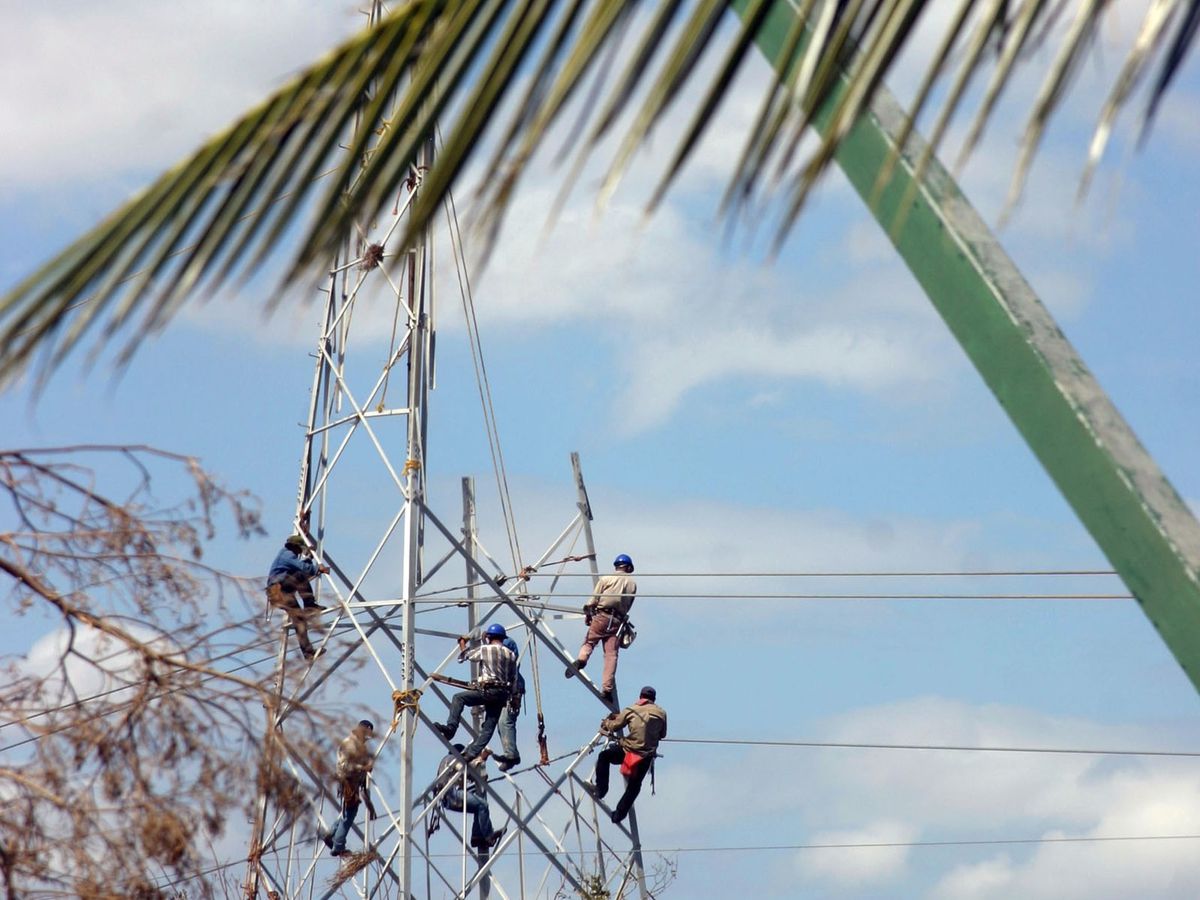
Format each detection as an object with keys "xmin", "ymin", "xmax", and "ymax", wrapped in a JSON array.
[
  {"xmin": 485, "ymin": 623, "xmax": 507, "ymax": 639},
  {"xmin": 613, "ymin": 554, "xmax": 634, "ymax": 571}
]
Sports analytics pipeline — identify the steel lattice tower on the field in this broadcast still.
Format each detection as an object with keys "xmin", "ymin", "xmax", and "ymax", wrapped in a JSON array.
[{"xmin": 240, "ymin": 124, "xmax": 653, "ymax": 900}]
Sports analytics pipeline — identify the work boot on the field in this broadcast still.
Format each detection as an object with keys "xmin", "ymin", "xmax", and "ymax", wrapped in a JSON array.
[
  {"xmin": 565, "ymin": 659, "xmax": 583, "ymax": 679},
  {"xmin": 486, "ymin": 827, "xmax": 506, "ymax": 849},
  {"xmin": 581, "ymin": 780, "xmax": 602, "ymax": 800},
  {"xmin": 433, "ymin": 723, "xmax": 455, "ymax": 740},
  {"xmin": 302, "ymin": 647, "xmax": 324, "ymax": 661},
  {"xmin": 320, "ymin": 831, "xmax": 334, "ymax": 850},
  {"xmin": 496, "ymin": 754, "xmax": 521, "ymax": 772},
  {"xmin": 610, "ymin": 810, "xmax": 625, "ymax": 825}
]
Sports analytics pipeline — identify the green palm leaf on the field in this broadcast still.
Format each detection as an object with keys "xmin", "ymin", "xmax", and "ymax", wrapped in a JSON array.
[{"xmin": 1, "ymin": 0, "xmax": 1195, "ymax": 385}]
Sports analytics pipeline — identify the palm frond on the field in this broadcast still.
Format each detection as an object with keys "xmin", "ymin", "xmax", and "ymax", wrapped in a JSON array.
[
  {"xmin": 1081, "ymin": 0, "xmax": 1179, "ymax": 196},
  {"xmin": 2, "ymin": 0, "xmax": 1197, "ymax": 386},
  {"xmin": 1142, "ymin": 0, "xmax": 1200, "ymax": 138}
]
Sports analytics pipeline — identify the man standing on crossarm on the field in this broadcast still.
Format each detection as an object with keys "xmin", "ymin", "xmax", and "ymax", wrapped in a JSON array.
[
  {"xmin": 433, "ymin": 624, "xmax": 517, "ymax": 761},
  {"xmin": 588, "ymin": 686, "xmax": 666, "ymax": 824},
  {"xmin": 567, "ymin": 553, "xmax": 636, "ymax": 701},
  {"xmin": 265, "ymin": 533, "xmax": 329, "ymax": 660},
  {"xmin": 323, "ymin": 719, "xmax": 375, "ymax": 857}
]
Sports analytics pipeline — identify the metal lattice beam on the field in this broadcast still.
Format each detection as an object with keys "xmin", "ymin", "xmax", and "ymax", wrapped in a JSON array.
[{"xmin": 243, "ymin": 128, "xmax": 651, "ymax": 896}]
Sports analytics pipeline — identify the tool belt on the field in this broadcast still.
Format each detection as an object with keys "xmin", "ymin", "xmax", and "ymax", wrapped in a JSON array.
[
  {"xmin": 339, "ymin": 773, "xmax": 368, "ymax": 807},
  {"xmin": 474, "ymin": 680, "xmax": 511, "ymax": 697},
  {"xmin": 592, "ymin": 608, "xmax": 636, "ymax": 646},
  {"xmin": 618, "ymin": 749, "xmax": 661, "ymax": 782},
  {"xmin": 619, "ymin": 750, "xmax": 648, "ymax": 777},
  {"xmin": 618, "ymin": 620, "xmax": 637, "ymax": 648},
  {"xmin": 265, "ymin": 582, "xmax": 290, "ymax": 608},
  {"xmin": 589, "ymin": 607, "xmax": 627, "ymax": 634}
]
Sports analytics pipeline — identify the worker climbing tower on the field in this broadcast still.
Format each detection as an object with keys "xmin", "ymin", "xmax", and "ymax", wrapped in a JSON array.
[{"xmin": 240, "ymin": 14, "xmax": 653, "ymax": 898}]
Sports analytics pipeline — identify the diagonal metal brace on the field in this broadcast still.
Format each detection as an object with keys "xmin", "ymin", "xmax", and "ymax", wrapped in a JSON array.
[{"xmin": 739, "ymin": 0, "xmax": 1200, "ymax": 692}]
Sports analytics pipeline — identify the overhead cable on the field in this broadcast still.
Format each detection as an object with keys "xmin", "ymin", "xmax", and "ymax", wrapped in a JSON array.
[
  {"xmin": 362, "ymin": 832, "xmax": 1200, "ymax": 859},
  {"xmin": 0, "ymin": 649, "xmax": 279, "ymax": 753},
  {"xmin": 516, "ymin": 569, "xmax": 1119, "ymax": 578},
  {"xmin": 414, "ymin": 590, "xmax": 1133, "ymax": 601},
  {"xmin": 153, "ymin": 831, "xmax": 1200, "ymax": 889},
  {"xmin": 443, "ymin": 178, "xmax": 523, "ymax": 573},
  {"xmin": 664, "ymin": 737, "xmax": 1200, "ymax": 758}
]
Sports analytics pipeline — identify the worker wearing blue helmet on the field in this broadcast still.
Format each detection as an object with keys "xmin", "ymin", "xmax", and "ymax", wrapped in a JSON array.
[
  {"xmin": 566, "ymin": 554, "xmax": 637, "ymax": 702},
  {"xmin": 456, "ymin": 622, "xmax": 525, "ymax": 771},
  {"xmin": 435, "ymin": 623, "xmax": 518, "ymax": 762}
]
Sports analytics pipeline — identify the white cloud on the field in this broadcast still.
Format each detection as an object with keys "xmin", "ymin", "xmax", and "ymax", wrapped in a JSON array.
[
  {"xmin": 9, "ymin": 0, "xmax": 1157, "ymax": 440},
  {"xmin": 635, "ymin": 692, "xmax": 1200, "ymax": 897},
  {"xmin": 587, "ymin": 493, "xmax": 985, "ymax": 579},
  {"xmin": 814, "ymin": 698, "xmax": 1200, "ymax": 898},
  {"xmin": 931, "ymin": 856, "xmax": 1017, "ymax": 899},
  {"xmin": 621, "ymin": 321, "xmax": 936, "ymax": 432},
  {"xmin": 930, "ymin": 796, "xmax": 1200, "ymax": 900},
  {"xmin": 798, "ymin": 820, "xmax": 918, "ymax": 887},
  {"xmin": 21, "ymin": 623, "xmax": 163, "ymax": 702},
  {"xmin": 0, "ymin": 1, "xmax": 359, "ymax": 190}
]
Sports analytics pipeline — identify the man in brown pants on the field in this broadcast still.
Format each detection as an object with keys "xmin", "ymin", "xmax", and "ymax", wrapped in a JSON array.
[{"xmin": 566, "ymin": 553, "xmax": 636, "ymax": 702}]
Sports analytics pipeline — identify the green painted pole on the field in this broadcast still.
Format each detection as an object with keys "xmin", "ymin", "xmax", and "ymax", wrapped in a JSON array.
[{"xmin": 740, "ymin": 0, "xmax": 1200, "ymax": 692}]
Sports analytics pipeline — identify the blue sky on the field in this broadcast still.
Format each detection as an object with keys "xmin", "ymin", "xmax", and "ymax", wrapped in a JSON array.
[{"xmin": 3, "ymin": 2, "xmax": 1200, "ymax": 898}]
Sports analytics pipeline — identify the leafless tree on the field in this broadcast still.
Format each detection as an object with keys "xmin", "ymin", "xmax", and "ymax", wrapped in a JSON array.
[{"xmin": 0, "ymin": 445, "xmax": 336, "ymax": 900}]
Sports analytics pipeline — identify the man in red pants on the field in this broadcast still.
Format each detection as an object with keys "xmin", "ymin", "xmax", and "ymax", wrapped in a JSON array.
[{"xmin": 566, "ymin": 553, "xmax": 636, "ymax": 702}]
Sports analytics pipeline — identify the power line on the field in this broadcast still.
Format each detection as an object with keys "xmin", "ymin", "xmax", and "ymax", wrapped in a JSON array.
[
  {"xmin": 151, "ymin": 857, "xmax": 244, "ymax": 892},
  {"xmin": 571, "ymin": 833, "xmax": 1200, "ymax": 856},
  {"xmin": 0, "ymin": 649, "xmax": 279, "ymax": 753},
  {"xmin": 149, "ymin": 831, "xmax": 1200, "ymax": 893},
  {"xmin": 664, "ymin": 737, "xmax": 1200, "ymax": 759},
  {"xmin": 416, "ymin": 591, "xmax": 1133, "ymax": 601},
  {"xmin": 415, "ymin": 571, "xmax": 1122, "ymax": 598},
  {"xmin": 0, "ymin": 632, "xmax": 275, "ymax": 732},
  {"xmin": 140, "ymin": 831, "xmax": 1200, "ymax": 892},
  {"xmin": 518, "ymin": 570, "xmax": 1119, "ymax": 578},
  {"xmin": 299, "ymin": 833, "xmax": 1200, "ymax": 860}
]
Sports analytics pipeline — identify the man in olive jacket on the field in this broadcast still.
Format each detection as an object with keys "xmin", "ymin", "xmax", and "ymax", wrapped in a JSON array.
[{"xmin": 587, "ymin": 685, "xmax": 666, "ymax": 823}]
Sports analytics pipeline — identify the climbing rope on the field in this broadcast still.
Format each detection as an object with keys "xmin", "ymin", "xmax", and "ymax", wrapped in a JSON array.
[
  {"xmin": 443, "ymin": 177, "xmax": 523, "ymax": 574},
  {"xmin": 525, "ymin": 626, "xmax": 550, "ymax": 766},
  {"xmin": 391, "ymin": 688, "xmax": 422, "ymax": 733}
]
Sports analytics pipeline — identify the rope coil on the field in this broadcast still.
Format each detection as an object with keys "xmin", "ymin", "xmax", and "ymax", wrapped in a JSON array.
[{"xmin": 391, "ymin": 688, "xmax": 422, "ymax": 729}]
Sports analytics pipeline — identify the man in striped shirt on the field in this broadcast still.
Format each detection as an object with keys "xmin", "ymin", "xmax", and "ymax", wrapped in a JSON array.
[{"xmin": 433, "ymin": 623, "xmax": 517, "ymax": 761}]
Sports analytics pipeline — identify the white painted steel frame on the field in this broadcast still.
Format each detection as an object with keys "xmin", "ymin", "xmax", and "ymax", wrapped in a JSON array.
[{"xmin": 244, "ymin": 164, "xmax": 653, "ymax": 900}]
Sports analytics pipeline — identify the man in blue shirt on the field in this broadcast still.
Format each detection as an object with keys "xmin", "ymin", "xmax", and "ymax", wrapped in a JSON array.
[{"xmin": 266, "ymin": 534, "xmax": 329, "ymax": 660}]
